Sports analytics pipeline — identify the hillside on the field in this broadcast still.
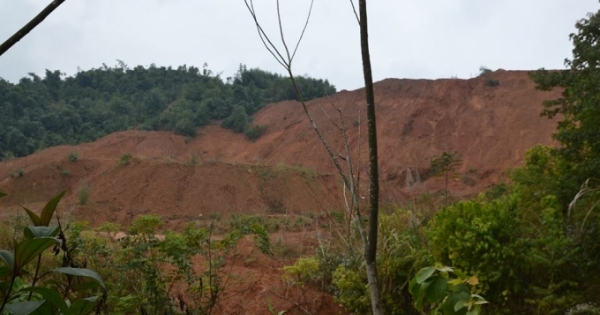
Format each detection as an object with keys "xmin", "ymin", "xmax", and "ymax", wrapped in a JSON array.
[{"xmin": 0, "ymin": 70, "xmax": 561, "ymax": 226}]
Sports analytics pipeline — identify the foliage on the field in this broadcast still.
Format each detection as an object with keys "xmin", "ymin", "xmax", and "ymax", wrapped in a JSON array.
[
  {"xmin": 529, "ymin": 8, "xmax": 600, "ymax": 205},
  {"xmin": 0, "ymin": 63, "xmax": 336, "ymax": 158},
  {"xmin": 427, "ymin": 195, "xmax": 523, "ymax": 303},
  {"xmin": 119, "ymin": 153, "xmax": 133, "ymax": 166},
  {"xmin": 10, "ymin": 168, "xmax": 24, "ymax": 178},
  {"xmin": 478, "ymin": 67, "xmax": 499, "ymax": 87},
  {"xmin": 479, "ymin": 67, "xmax": 492, "ymax": 76},
  {"xmin": 283, "ymin": 257, "xmax": 322, "ymax": 287},
  {"xmin": 244, "ymin": 124, "xmax": 268, "ymax": 141},
  {"xmin": 222, "ymin": 105, "xmax": 249, "ymax": 133},
  {"xmin": 77, "ymin": 185, "xmax": 91, "ymax": 205},
  {"xmin": 332, "ymin": 265, "xmax": 371, "ymax": 315},
  {"xmin": 325, "ymin": 209, "xmax": 432, "ymax": 315},
  {"xmin": 409, "ymin": 265, "xmax": 487, "ymax": 315},
  {"xmin": 0, "ymin": 191, "xmax": 106, "ymax": 315},
  {"xmin": 485, "ymin": 79, "xmax": 499, "ymax": 87},
  {"xmin": 68, "ymin": 152, "xmax": 79, "ymax": 162},
  {"xmin": 430, "ymin": 151, "xmax": 462, "ymax": 205},
  {"xmin": 566, "ymin": 303, "xmax": 600, "ymax": 315}
]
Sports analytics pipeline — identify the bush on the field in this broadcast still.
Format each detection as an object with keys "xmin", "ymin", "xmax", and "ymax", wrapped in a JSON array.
[
  {"xmin": 173, "ymin": 117, "xmax": 197, "ymax": 137},
  {"xmin": 427, "ymin": 195, "xmax": 523, "ymax": 301},
  {"xmin": 222, "ymin": 105, "xmax": 249, "ymax": 133},
  {"xmin": 486, "ymin": 79, "xmax": 500, "ymax": 87},
  {"xmin": 479, "ymin": 66, "xmax": 492, "ymax": 76},
  {"xmin": 68, "ymin": 151, "xmax": 79, "ymax": 162},
  {"xmin": 10, "ymin": 168, "xmax": 24, "ymax": 178},
  {"xmin": 77, "ymin": 185, "xmax": 91, "ymax": 205},
  {"xmin": 119, "ymin": 153, "xmax": 133, "ymax": 166},
  {"xmin": 245, "ymin": 124, "xmax": 267, "ymax": 141}
]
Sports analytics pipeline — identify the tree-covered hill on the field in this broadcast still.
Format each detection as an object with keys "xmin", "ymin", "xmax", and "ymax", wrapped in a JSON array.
[{"xmin": 0, "ymin": 62, "xmax": 336, "ymax": 159}]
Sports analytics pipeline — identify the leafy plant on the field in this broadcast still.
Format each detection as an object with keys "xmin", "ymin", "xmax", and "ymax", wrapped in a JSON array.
[
  {"xmin": 68, "ymin": 152, "xmax": 79, "ymax": 162},
  {"xmin": 409, "ymin": 265, "xmax": 487, "ymax": 315},
  {"xmin": 119, "ymin": 153, "xmax": 133, "ymax": 166},
  {"xmin": 427, "ymin": 195, "xmax": 523, "ymax": 301},
  {"xmin": 430, "ymin": 151, "xmax": 462, "ymax": 205},
  {"xmin": 77, "ymin": 185, "xmax": 91, "ymax": 205},
  {"xmin": 0, "ymin": 191, "xmax": 106, "ymax": 315},
  {"xmin": 245, "ymin": 124, "xmax": 268, "ymax": 141}
]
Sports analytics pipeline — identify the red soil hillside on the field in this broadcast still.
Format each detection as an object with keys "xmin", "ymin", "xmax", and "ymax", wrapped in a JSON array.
[{"xmin": 0, "ymin": 70, "xmax": 561, "ymax": 225}]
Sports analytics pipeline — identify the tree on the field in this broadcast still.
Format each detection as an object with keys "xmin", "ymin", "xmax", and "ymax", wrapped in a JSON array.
[
  {"xmin": 243, "ymin": 1, "xmax": 383, "ymax": 314},
  {"xmin": 430, "ymin": 151, "xmax": 462, "ymax": 206},
  {"xmin": 222, "ymin": 105, "xmax": 249, "ymax": 133},
  {"xmin": 530, "ymin": 9, "xmax": 600, "ymax": 206}
]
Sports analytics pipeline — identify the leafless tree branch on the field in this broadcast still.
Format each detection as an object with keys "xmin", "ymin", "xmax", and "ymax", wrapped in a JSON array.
[{"xmin": 0, "ymin": 0, "xmax": 66, "ymax": 57}]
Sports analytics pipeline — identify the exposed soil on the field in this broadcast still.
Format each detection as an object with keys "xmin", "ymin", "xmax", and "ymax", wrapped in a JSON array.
[{"xmin": 0, "ymin": 70, "xmax": 562, "ymax": 314}]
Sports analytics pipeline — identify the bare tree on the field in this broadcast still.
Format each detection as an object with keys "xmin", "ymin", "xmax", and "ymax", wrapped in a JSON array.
[
  {"xmin": 0, "ymin": 0, "xmax": 66, "ymax": 57},
  {"xmin": 243, "ymin": 1, "xmax": 383, "ymax": 314}
]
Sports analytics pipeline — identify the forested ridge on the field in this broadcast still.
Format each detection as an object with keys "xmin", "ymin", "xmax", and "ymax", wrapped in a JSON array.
[{"xmin": 0, "ymin": 62, "xmax": 336, "ymax": 159}]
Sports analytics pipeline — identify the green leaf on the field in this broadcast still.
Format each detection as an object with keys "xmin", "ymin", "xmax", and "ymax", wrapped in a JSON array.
[
  {"xmin": 424, "ymin": 276, "xmax": 448, "ymax": 303},
  {"xmin": 466, "ymin": 307, "xmax": 480, "ymax": 315},
  {"xmin": 454, "ymin": 300, "xmax": 467, "ymax": 312},
  {"xmin": 5, "ymin": 300, "xmax": 45, "ymax": 315},
  {"xmin": 442, "ymin": 292, "xmax": 469, "ymax": 315},
  {"xmin": 22, "ymin": 287, "xmax": 70, "ymax": 314},
  {"xmin": 15, "ymin": 238, "xmax": 58, "ymax": 269},
  {"xmin": 0, "ymin": 265, "xmax": 10, "ymax": 277},
  {"xmin": 24, "ymin": 226, "xmax": 60, "ymax": 239},
  {"xmin": 40, "ymin": 191, "xmax": 66, "ymax": 226},
  {"xmin": 0, "ymin": 249, "xmax": 15, "ymax": 272},
  {"xmin": 416, "ymin": 267, "xmax": 436, "ymax": 284},
  {"xmin": 23, "ymin": 207, "xmax": 42, "ymax": 227},
  {"xmin": 53, "ymin": 267, "xmax": 105, "ymax": 289},
  {"xmin": 437, "ymin": 266, "xmax": 454, "ymax": 273},
  {"xmin": 69, "ymin": 296, "xmax": 98, "ymax": 315},
  {"xmin": 409, "ymin": 274, "xmax": 421, "ymax": 298}
]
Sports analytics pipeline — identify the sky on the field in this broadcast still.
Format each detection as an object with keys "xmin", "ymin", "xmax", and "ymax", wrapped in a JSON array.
[{"xmin": 0, "ymin": 1, "xmax": 598, "ymax": 91}]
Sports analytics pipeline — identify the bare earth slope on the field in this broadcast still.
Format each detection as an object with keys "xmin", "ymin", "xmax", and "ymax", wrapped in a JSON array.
[
  {"xmin": 0, "ymin": 70, "xmax": 560, "ymax": 223},
  {"xmin": 0, "ymin": 70, "xmax": 563, "ymax": 315}
]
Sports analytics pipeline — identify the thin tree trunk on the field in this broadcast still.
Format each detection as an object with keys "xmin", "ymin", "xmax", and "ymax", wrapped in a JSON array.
[
  {"xmin": 0, "ymin": 0, "xmax": 66, "ymax": 57},
  {"xmin": 358, "ymin": 1, "xmax": 383, "ymax": 314}
]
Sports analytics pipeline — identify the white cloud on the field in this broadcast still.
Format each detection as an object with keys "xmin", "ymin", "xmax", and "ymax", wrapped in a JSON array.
[{"xmin": 0, "ymin": 1, "xmax": 597, "ymax": 90}]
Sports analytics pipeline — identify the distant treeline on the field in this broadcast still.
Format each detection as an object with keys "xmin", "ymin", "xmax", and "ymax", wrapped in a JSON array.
[{"xmin": 0, "ymin": 62, "xmax": 336, "ymax": 159}]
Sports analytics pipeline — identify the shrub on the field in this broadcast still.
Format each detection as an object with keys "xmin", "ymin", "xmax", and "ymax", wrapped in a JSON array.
[
  {"xmin": 427, "ymin": 195, "xmax": 524, "ymax": 302},
  {"xmin": 245, "ymin": 124, "xmax": 267, "ymax": 141},
  {"xmin": 119, "ymin": 153, "xmax": 133, "ymax": 166},
  {"xmin": 479, "ymin": 66, "xmax": 492, "ymax": 76},
  {"xmin": 486, "ymin": 79, "xmax": 500, "ymax": 87},
  {"xmin": 68, "ymin": 151, "xmax": 79, "ymax": 162},
  {"xmin": 0, "ymin": 191, "xmax": 106, "ymax": 314},
  {"xmin": 77, "ymin": 185, "xmax": 91, "ymax": 205},
  {"xmin": 9, "ymin": 168, "xmax": 25, "ymax": 178}
]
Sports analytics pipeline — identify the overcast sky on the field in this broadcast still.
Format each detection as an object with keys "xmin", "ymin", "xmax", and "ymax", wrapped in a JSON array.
[{"xmin": 0, "ymin": 1, "xmax": 597, "ymax": 90}]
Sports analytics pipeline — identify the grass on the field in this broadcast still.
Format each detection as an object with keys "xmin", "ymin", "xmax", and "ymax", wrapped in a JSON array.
[{"xmin": 77, "ymin": 185, "xmax": 91, "ymax": 205}]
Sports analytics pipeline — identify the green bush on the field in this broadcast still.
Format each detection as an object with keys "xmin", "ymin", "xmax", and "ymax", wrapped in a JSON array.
[
  {"xmin": 427, "ymin": 195, "xmax": 524, "ymax": 301},
  {"xmin": 245, "ymin": 124, "xmax": 268, "ymax": 140},
  {"xmin": 0, "ymin": 191, "xmax": 106, "ymax": 314},
  {"xmin": 68, "ymin": 151, "xmax": 79, "ymax": 162},
  {"xmin": 119, "ymin": 153, "xmax": 133, "ymax": 166},
  {"xmin": 77, "ymin": 185, "xmax": 91, "ymax": 205},
  {"xmin": 486, "ymin": 79, "xmax": 500, "ymax": 87}
]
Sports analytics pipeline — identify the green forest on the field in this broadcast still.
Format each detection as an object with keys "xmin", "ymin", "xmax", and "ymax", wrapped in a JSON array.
[{"xmin": 0, "ymin": 63, "xmax": 336, "ymax": 159}]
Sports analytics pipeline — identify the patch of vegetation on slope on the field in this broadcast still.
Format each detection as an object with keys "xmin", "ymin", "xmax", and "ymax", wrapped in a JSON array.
[{"xmin": 0, "ymin": 63, "xmax": 336, "ymax": 159}]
